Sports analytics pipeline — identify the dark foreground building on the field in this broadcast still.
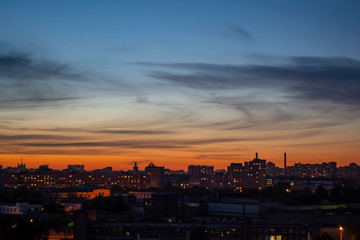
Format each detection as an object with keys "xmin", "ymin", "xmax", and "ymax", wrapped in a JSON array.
[{"xmin": 75, "ymin": 217, "xmax": 308, "ymax": 240}]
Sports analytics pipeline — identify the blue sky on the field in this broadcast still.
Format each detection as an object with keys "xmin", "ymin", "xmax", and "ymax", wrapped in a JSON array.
[
  {"xmin": 2, "ymin": 1, "xmax": 360, "ymax": 62},
  {"xmin": 1, "ymin": 0, "xmax": 360, "ymax": 169}
]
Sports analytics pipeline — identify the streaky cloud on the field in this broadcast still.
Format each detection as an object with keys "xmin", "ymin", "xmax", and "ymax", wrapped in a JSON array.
[
  {"xmin": 195, "ymin": 153, "xmax": 247, "ymax": 160},
  {"xmin": 0, "ymin": 51, "xmax": 134, "ymax": 108},
  {"xmin": 94, "ymin": 129, "xmax": 173, "ymax": 135},
  {"xmin": 289, "ymin": 56, "xmax": 360, "ymax": 67},
  {"xmin": 0, "ymin": 52, "xmax": 85, "ymax": 106},
  {"xmin": 136, "ymin": 96, "xmax": 148, "ymax": 103},
  {"xmin": 224, "ymin": 24, "xmax": 253, "ymax": 41},
  {"xmin": 281, "ymin": 139, "xmax": 357, "ymax": 148},
  {"xmin": 138, "ymin": 56, "xmax": 360, "ymax": 106},
  {"xmin": 15, "ymin": 141, "xmax": 186, "ymax": 149},
  {"xmin": 0, "ymin": 134, "xmax": 80, "ymax": 141},
  {"xmin": 206, "ymin": 98, "xmax": 360, "ymax": 131},
  {"xmin": 0, "ymin": 53, "xmax": 81, "ymax": 81}
]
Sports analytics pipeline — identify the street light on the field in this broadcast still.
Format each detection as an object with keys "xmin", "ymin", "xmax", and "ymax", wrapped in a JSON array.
[{"xmin": 339, "ymin": 226, "xmax": 343, "ymax": 240}]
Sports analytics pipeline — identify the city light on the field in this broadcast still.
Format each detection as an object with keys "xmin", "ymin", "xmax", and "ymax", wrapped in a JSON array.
[{"xmin": 339, "ymin": 226, "xmax": 343, "ymax": 240}]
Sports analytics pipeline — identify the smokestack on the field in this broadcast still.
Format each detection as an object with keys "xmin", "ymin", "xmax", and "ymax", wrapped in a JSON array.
[
  {"xmin": 283, "ymin": 152, "xmax": 287, "ymax": 176},
  {"xmin": 255, "ymin": 152, "xmax": 258, "ymax": 159}
]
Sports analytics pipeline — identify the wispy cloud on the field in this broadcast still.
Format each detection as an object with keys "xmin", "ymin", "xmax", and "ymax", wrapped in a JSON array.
[
  {"xmin": 194, "ymin": 153, "xmax": 247, "ymax": 160},
  {"xmin": 0, "ymin": 53, "xmax": 80, "ymax": 80},
  {"xmin": 0, "ymin": 134, "xmax": 79, "ymax": 141},
  {"xmin": 137, "ymin": 56, "xmax": 360, "ymax": 107},
  {"xmin": 17, "ymin": 141, "xmax": 184, "ymax": 149},
  {"xmin": 0, "ymin": 129, "xmax": 326, "ymax": 154},
  {"xmin": 0, "ymin": 51, "xmax": 133, "ymax": 108},
  {"xmin": 0, "ymin": 52, "xmax": 85, "ymax": 106},
  {"xmin": 136, "ymin": 96, "xmax": 148, "ymax": 103},
  {"xmin": 94, "ymin": 129, "xmax": 173, "ymax": 135},
  {"xmin": 224, "ymin": 24, "xmax": 253, "ymax": 41},
  {"xmin": 206, "ymin": 98, "xmax": 360, "ymax": 131},
  {"xmin": 132, "ymin": 56, "xmax": 360, "ymax": 135}
]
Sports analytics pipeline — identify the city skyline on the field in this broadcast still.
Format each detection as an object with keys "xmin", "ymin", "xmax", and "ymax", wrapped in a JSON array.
[
  {"xmin": 1, "ymin": 1, "xmax": 360, "ymax": 170},
  {"xmin": 2, "ymin": 155, "xmax": 359, "ymax": 191},
  {"xmin": 0, "ymin": 152, "xmax": 355, "ymax": 172}
]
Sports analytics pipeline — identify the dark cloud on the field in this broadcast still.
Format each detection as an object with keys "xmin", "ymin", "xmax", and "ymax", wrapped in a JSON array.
[
  {"xmin": 136, "ymin": 96, "xmax": 148, "ymax": 103},
  {"xmin": 224, "ymin": 25, "xmax": 253, "ymax": 41},
  {"xmin": 5, "ymin": 136, "xmax": 240, "ymax": 153},
  {"xmin": 146, "ymin": 71, "xmax": 229, "ymax": 89},
  {"xmin": 138, "ymin": 56, "xmax": 360, "ymax": 106},
  {"xmin": 15, "ymin": 141, "xmax": 185, "ymax": 149},
  {"xmin": 36, "ymin": 127, "xmax": 84, "ymax": 132},
  {"xmin": 0, "ymin": 53, "xmax": 85, "ymax": 106},
  {"xmin": 7, "ymin": 132, "xmax": 321, "ymax": 150},
  {"xmin": 6, "ymin": 127, "xmax": 172, "ymax": 135},
  {"xmin": 0, "ymin": 53, "xmax": 80, "ymax": 80},
  {"xmin": 94, "ymin": 129, "xmax": 173, "ymax": 135},
  {"xmin": 184, "ymin": 138, "xmax": 248, "ymax": 145},
  {"xmin": 205, "ymin": 98, "xmax": 359, "ymax": 131},
  {"xmin": 289, "ymin": 56, "xmax": 360, "ymax": 67},
  {"xmin": 0, "ymin": 129, "xmax": 331, "ymax": 155},
  {"xmin": 14, "ymin": 137, "xmax": 242, "ymax": 149},
  {"xmin": 194, "ymin": 153, "xmax": 246, "ymax": 160},
  {"xmin": 0, "ymin": 134, "xmax": 79, "ymax": 141},
  {"xmin": 281, "ymin": 139, "xmax": 356, "ymax": 148},
  {"xmin": 0, "ymin": 52, "xmax": 131, "ymax": 108}
]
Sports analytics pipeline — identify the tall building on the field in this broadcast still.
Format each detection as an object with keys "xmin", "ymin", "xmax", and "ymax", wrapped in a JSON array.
[
  {"xmin": 188, "ymin": 165, "xmax": 214, "ymax": 188},
  {"xmin": 188, "ymin": 165, "xmax": 214, "ymax": 176},
  {"xmin": 228, "ymin": 163, "xmax": 244, "ymax": 191},
  {"xmin": 242, "ymin": 153, "xmax": 266, "ymax": 190},
  {"xmin": 145, "ymin": 163, "xmax": 165, "ymax": 188},
  {"xmin": 228, "ymin": 153, "xmax": 267, "ymax": 190}
]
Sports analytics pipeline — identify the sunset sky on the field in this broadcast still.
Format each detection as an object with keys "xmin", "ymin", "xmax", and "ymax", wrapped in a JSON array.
[{"xmin": 1, "ymin": 0, "xmax": 360, "ymax": 170}]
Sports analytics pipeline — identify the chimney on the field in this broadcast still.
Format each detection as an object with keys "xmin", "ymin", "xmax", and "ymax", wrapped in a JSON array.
[
  {"xmin": 255, "ymin": 152, "xmax": 258, "ymax": 159},
  {"xmin": 283, "ymin": 152, "xmax": 287, "ymax": 176}
]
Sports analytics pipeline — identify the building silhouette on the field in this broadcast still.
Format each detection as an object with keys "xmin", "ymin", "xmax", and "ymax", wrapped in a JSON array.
[{"xmin": 145, "ymin": 163, "xmax": 165, "ymax": 188}]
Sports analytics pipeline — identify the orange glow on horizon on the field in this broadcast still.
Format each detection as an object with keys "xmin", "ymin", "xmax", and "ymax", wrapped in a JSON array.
[{"xmin": 0, "ymin": 149, "xmax": 356, "ymax": 171}]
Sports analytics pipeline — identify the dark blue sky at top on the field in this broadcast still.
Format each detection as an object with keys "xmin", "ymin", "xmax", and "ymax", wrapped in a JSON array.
[
  {"xmin": 2, "ymin": 0, "xmax": 360, "ymax": 63},
  {"xmin": 0, "ymin": 0, "xmax": 360, "ymax": 167}
]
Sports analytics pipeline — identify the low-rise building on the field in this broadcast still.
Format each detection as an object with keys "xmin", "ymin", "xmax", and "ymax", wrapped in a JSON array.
[{"xmin": 0, "ymin": 202, "xmax": 42, "ymax": 214}]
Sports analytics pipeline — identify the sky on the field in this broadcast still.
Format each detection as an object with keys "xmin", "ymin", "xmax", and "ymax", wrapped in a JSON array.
[{"xmin": 1, "ymin": 0, "xmax": 360, "ymax": 170}]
